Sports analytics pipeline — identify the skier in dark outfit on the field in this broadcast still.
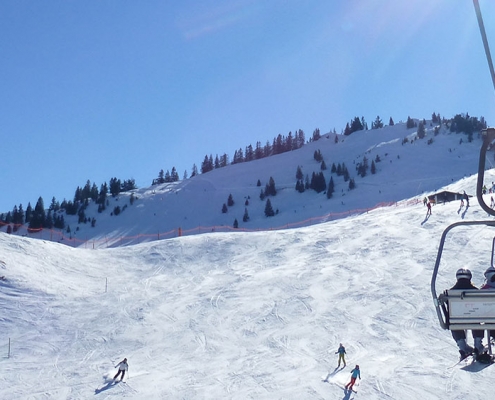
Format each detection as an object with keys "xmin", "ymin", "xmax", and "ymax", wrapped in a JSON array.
[
  {"xmin": 449, "ymin": 269, "xmax": 484, "ymax": 359},
  {"xmin": 426, "ymin": 202, "xmax": 432, "ymax": 216},
  {"xmin": 336, "ymin": 343, "xmax": 346, "ymax": 367},
  {"xmin": 113, "ymin": 358, "xmax": 128, "ymax": 381}
]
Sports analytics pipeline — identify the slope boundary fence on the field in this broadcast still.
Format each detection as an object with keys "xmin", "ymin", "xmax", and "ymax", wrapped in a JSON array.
[{"xmin": 0, "ymin": 199, "xmax": 420, "ymax": 249}]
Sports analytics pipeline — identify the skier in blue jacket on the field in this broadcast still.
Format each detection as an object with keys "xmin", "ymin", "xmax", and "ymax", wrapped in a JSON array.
[{"xmin": 345, "ymin": 365, "xmax": 360, "ymax": 391}]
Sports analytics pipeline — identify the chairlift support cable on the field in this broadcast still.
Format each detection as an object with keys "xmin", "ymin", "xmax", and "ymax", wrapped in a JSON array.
[{"xmin": 473, "ymin": 0, "xmax": 495, "ymax": 95}]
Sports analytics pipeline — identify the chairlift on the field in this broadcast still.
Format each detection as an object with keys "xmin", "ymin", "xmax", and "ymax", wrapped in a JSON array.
[
  {"xmin": 431, "ymin": 0, "xmax": 495, "ymax": 361},
  {"xmin": 431, "ymin": 128, "xmax": 495, "ymax": 358}
]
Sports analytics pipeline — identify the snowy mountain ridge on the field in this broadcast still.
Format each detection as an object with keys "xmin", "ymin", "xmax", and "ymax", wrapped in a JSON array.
[{"xmin": 1, "ymin": 120, "xmax": 488, "ymax": 248}]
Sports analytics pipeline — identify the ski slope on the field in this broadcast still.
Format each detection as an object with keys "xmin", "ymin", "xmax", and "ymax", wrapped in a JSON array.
[{"xmin": 2, "ymin": 171, "xmax": 495, "ymax": 399}]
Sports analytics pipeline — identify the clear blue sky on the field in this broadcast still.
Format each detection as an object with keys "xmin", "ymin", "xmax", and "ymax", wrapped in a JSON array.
[{"xmin": 1, "ymin": 0, "xmax": 495, "ymax": 213}]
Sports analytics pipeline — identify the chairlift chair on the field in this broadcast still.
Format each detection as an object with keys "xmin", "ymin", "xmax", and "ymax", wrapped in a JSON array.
[{"xmin": 431, "ymin": 128, "xmax": 495, "ymax": 357}]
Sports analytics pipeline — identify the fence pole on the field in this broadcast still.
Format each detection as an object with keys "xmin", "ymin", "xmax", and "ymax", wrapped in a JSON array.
[
  {"xmin": 105, "ymin": 278, "xmax": 108, "ymax": 293},
  {"xmin": 8, "ymin": 337, "xmax": 11, "ymax": 358}
]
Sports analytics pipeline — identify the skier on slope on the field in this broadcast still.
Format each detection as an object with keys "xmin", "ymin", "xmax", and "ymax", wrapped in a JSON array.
[
  {"xmin": 335, "ymin": 343, "xmax": 346, "ymax": 368},
  {"xmin": 426, "ymin": 201, "xmax": 432, "ymax": 216},
  {"xmin": 449, "ymin": 269, "xmax": 484, "ymax": 360},
  {"xmin": 113, "ymin": 358, "xmax": 128, "ymax": 381},
  {"xmin": 345, "ymin": 365, "xmax": 360, "ymax": 391}
]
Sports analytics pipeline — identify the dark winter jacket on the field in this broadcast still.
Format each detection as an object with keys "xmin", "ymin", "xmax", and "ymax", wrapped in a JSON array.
[{"xmin": 450, "ymin": 278, "xmax": 478, "ymax": 290}]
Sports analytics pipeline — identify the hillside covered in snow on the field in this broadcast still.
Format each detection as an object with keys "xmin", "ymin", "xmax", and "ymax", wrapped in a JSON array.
[
  {"xmin": 2, "ymin": 166, "xmax": 495, "ymax": 399},
  {"xmin": 0, "ymin": 119, "xmax": 490, "ymax": 248}
]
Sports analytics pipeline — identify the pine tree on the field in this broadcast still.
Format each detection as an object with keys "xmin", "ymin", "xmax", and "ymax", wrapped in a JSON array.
[
  {"xmin": 171, "ymin": 167, "xmax": 179, "ymax": 181},
  {"xmin": 97, "ymin": 182, "xmax": 108, "ymax": 207},
  {"xmin": 233, "ymin": 218, "xmax": 239, "ymax": 228},
  {"xmin": 406, "ymin": 116, "xmax": 416, "ymax": 129},
  {"xmin": 221, "ymin": 203, "xmax": 228, "ymax": 213},
  {"xmin": 91, "ymin": 183, "xmax": 99, "ymax": 201},
  {"xmin": 25, "ymin": 203, "xmax": 33, "ymax": 223},
  {"xmin": 314, "ymin": 149, "xmax": 323, "ymax": 162},
  {"xmin": 82, "ymin": 180, "xmax": 91, "ymax": 200},
  {"xmin": 227, "ymin": 194, "xmax": 234, "ymax": 206},
  {"xmin": 372, "ymin": 116, "xmax": 383, "ymax": 129},
  {"xmin": 344, "ymin": 122, "xmax": 351, "ymax": 136},
  {"xmin": 304, "ymin": 174, "xmax": 310, "ymax": 190},
  {"xmin": 243, "ymin": 208, "xmax": 250, "ymax": 222},
  {"xmin": 295, "ymin": 180, "xmax": 305, "ymax": 193},
  {"xmin": 157, "ymin": 169, "xmax": 165, "ymax": 184},
  {"xmin": 29, "ymin": 196, "xmax": 46, "ymax": 229},
  {"xmin": 417, "ymin": 121, "xmax": 426, "ymax": 139},
  {"xmin": 327, "ymin": 176, "xmax": 335, "ymax": 199},
  {"xmin": 389, "ymin": 117, "xmax": 394, "ymax": 126},
  {"xmin": 201, "ymin": 155, "xmax": 213, "ymax": 173},
  {"xmin": 78, "ymin": 208, "xmax": 86, "ymax": 223},
  {"xmin": 297, "ymin": 129, "xmax": 305, "ymax": 148},
  {"xmin": 109, "ymin": 177, "xmax": 121, "ymax": 197},
  {"xmin": 343, "ymin": 166, "xmax": 350, "ymax": 182},
  {"xmin": 245, "ymin": 144, "xmax": 254, "ymax": 161},
  {"xmin": 191, "ymin": 164, "xmax": 198, "ymax": 177},
  {"xmin": 314, "ymin": 172, "xmax": 326, "ymax": 193},
  {"xmin": 371, "ymin": 160, "xmax": 376, "ymax": 174},
  {"xmin": 350, "ymin": 117, "xmax": 364, "ymax": 133},
  {"xmin": 296, "ymin": 165, "xmax": 303, "ymax": 180},
  {"xmin": 265, "ymin": 177, "xmax": 277, "ymax": 196},
  {"xmin": 264, "ymin": 198, "xmax": 275, "ymax": 217}
]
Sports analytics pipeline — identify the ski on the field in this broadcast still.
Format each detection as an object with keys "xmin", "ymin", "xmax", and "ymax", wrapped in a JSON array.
[
  {"xmin": 449, "ymin": 353, "xmax": 495, "ymax": 369},
  {"xmin": 449, "ymin": 353, "xmax": 474, "ymax": 368}
]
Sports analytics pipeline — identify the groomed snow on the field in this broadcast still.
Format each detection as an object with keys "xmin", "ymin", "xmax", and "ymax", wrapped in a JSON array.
[{"xmin": 2, "ymin": 168, "xmax": 495, "ymax": 399}]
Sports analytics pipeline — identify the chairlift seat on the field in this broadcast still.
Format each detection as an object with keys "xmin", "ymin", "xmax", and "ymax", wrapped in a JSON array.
[{"xmin": 444, "ymin": 289, "xmax": 495, "ymax": 330}]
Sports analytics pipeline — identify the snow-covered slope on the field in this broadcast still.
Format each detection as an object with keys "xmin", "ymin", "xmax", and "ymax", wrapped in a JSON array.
[
  {"xmin": 1, "ymin": 121, "xmax": 489, "ymax": 248},
  {"xmin": 2, "ymin": 168, "xmax": 495, "ymax": 399}
]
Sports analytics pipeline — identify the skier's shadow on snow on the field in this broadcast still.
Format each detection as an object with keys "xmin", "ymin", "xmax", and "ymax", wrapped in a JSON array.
[
  {"xmin": 323, "ymin": 366, "xmax": 343, "ymax": 381},
  {"xmin": 457, "ymin": 204, "xmax": 469, "ymax": 218},
  {"xmin": 94, "ymin": 379, "xmax": 118, "ymax": 395},
  {"xmin": 421, "ymin": 214, "xmax": 431, "ymax": 225},
  {"xmin": 340, "ymin": 388, "xmax": 354, "ymax": 400}
]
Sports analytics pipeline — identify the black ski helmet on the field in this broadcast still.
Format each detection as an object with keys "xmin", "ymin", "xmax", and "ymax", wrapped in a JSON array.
[{"xmin": 456, "ymin": 268, "xmax": 472, "ymax": 280}]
